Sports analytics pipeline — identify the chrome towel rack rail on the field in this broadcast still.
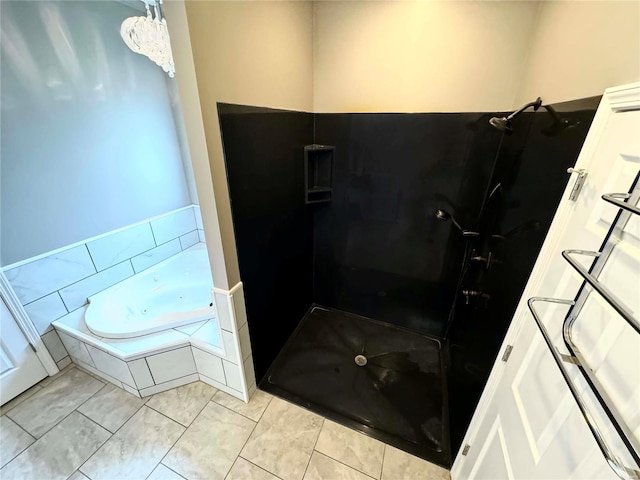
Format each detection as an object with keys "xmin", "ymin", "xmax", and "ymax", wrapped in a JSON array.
[
  {"xmin": 602, "ymin": 193, "xmax": 640, "ymax": 216},
  {"xmin": 528, "ymin": 191, "xmax": 640, "ymax": 480},
  {"xmin": 562, "ymin": 249, "xmax": 640, "ymax": 335}
]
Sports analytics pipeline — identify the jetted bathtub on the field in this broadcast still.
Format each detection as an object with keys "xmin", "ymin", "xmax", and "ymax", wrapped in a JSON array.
[{"xmin": 85, "ymin": 244, "xmax": 215, "ymax": 338}]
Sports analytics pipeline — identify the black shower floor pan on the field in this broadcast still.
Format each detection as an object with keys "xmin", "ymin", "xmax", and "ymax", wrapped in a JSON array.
[{"xmin": 259, "ymin": 305, "xmax": 451, "ymax": 469}]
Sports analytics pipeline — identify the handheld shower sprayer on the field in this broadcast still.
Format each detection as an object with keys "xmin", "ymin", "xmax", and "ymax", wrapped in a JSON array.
[
  {"xmin": 434, "ymin": 209, "xmax": 479, "ymax": 238},
  {"xmin": 489, "ymin": 97, "xmax": 542, "ymax": 134}
]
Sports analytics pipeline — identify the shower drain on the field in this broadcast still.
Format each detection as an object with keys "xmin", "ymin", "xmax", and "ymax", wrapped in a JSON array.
[{"xmin": 354, "ymin": 354, "xmax": 368, "ymax": 367}]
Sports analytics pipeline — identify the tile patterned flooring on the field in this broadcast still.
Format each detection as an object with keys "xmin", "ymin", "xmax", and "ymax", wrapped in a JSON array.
[{"xmin": 0, "ymin": 365, "xmax": 450, "ymax": 480}]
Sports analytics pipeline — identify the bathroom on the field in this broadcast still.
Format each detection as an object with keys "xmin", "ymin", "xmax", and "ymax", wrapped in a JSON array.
[{"xmin": 1, "ymin": 1, "xmax": 639, "ymax": 479}]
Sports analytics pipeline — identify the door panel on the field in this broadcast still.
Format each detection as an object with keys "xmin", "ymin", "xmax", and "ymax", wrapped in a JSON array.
[
  {"xmin": 469, "ymin": 417, "xmax": 514, "ymax": 480},
  {"xmin": 0, "ymin": 296, "xmax": 48, "ymax": 405}
]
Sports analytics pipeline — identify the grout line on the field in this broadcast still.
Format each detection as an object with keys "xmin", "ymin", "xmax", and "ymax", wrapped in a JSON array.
[
  {"xmin": 85, "ymin": 244, "xmax": 98, "ymax": 273},
  {"xmin": 153, "ymin": 392, "xmax": 218, "ymax": 477},
  {"xmin": 2, "ymin": 442, "xmax": 33, "ymax": 470},
  {"xmin": 46, "ymin": 329, "xmax": 70, "ymax": 361},
  {"xmin": 144, "ymin": 357, "xmax": 157, "ymax": 386},
  {"xmin": 312, "ymin": 451, "xmax": 378, "ymax": 480},
  {"xmin": 188, "ymin": 347, "xmax": 199, "ymax": 378},
  {"xmin": 191, "ymin": 344, "xmax": 226, "ymax": 359},
  {"xmin": 220, "ymin": 359, "xmax": 228, "ymax": 385},
  {"xmin": 54, "ymin": 259, "xmax": 134, "ymax": 313},
  {"xmin": 255, "ymin": 395, "xmax": 273, "ymax": 424},
  {"xmin": 93, "ymin": 336, "xmax": 190, "ymax": 364},
  {"xmin": 0, "ymin": 416, "xmax": 37, "ymax": 469},
  {"xmin": 74, "ymin": 409, "xmax": 112, "ymax": 436},
  {"xmin": 198, "ymin": 372, "xmax": 242, "ymax": 395},
  {"xmin": 75, "ymin": 362, "xmax": 124, "ymax": 389},
  {"xmin": 145, "ymin": 344, "xmax": 193, "ymax": 360},
  {"xmin": 1, "ymin": 208, "xmax": 193, "ymax": 272},
  {"xmin": 301, "ymin": 416, "xmax": 325, "ymax": 480},
  {"xmin": 149, "ymin": 222, "xmax": 159, "ymax": 247},
  {"xmin": 18, "ymin": 291, "xmax": 55, "ymax": 309},
  {"xmin": 55, "ymin": 290, "xmax": 70, "ymax": 315},
  {"xmin": 139, "ymin": 372, "xmax": 198, "ymax": 397},
  {"xmin": 33, "ymin": 363, "xmax": 75, "ymax": 389},
  {"xmin": 125, "ymin": 362, "xmax": 140, "ymax": 390},
  {"xmin": 75, "ymin": 383, "xmax": 108, "ymax": 413},
  {"xmin": 78, "ymin": 383, "xmax": 148, "ymax": 435},
  {"xmin": 145, "ymin": 383, "xmax": 213, "ymax": 429},
  {"xmin": 232, "ymin": 457, "xmax": 286, "ymax": 480},
  {"xmin": 0, "ymin": 385, "xmax": 43, "ymax": 416},
  {"xmin": 226, "ymin": 419, "xmax": 259, "ymax": 478},
  {"xmin": 218, "ymin": 388, "xmax": 276, "ymax": 425},
  {"xmin": 208, "ymin": 398, "xmax": 260, "ymax": 424},
  {"xmin": 380, "ymin": 444, "xmax": 387, "ymax": 480},
  {"xmin": 77, "ymin": 404, "xmax": 162, "ymax": 478},
  {"xmin": 151, "ymin": 463, "xmax": 187, "ymax": 480},
  {"xmin": 145, "ymin": 402, "xmax": 186, "ymax": 426},
  {"xmin": 10, "ymin": 379, "xmax": 103, "ymax": 445},
  {"xmin": 6, "ymin": 415, "xmax": 36, "ymax": 442}
]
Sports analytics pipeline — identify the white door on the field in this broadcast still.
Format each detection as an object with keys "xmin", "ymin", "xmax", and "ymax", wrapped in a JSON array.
[
  {"xmin": 452, "ymin": 83, "xmax": 640, "ymax": 480},
  {"xmin": 0, "ymin": 294, "xmax": 48, "ymax": 405}
]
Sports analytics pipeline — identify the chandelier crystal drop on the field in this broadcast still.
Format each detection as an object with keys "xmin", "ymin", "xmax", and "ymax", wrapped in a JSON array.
[{"xmin": 120, "ymin": 0, "xmax": 175, "ymax": 77}]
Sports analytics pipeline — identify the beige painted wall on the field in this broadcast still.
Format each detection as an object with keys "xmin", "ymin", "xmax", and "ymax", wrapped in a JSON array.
[
  {"xmin": 167, "ymin": 1, "xmax": 313, "ymax": 287},
  {"xmin": 516, "ymin": 1, "xmax": 640, "ymax": 105},
  {"xmin": 164, "ymin": 1, "xmax": 231, "ymax": 289},
  {"xmin": 313, "ymin": 1, "xmax": 540, "ymax": 113},
  {"xmin": 169, "ymin": 0, "xmax": 639, "ymax": 288}
]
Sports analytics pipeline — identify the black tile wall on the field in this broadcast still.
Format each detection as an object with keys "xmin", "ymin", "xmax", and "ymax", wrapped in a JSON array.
[{"xmin": 218, "ymin": 103, "xmax": 314, "ymax": 382}]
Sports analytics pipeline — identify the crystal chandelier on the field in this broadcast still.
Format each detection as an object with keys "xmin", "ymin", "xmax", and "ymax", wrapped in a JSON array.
[{"xmin": 120, "ymin": 0, "xmax": 175, "ymax": 77}]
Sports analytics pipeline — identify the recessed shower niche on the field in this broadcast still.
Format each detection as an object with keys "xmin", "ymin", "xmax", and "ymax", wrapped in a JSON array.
[
  {"xmin": 217, "ymin": 98, "xmax": 600, "ymax": 467},
  {"xmin": 304, "ymin": 144, "xmax": 334, "ymax": 204}
]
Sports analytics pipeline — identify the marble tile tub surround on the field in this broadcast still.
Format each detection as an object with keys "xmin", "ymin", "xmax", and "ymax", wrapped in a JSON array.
[
  {"xmin": 0, "ymin": 367, "xmax": 450, "ymax": 480},
  {"xmin": 52, "ymin": 289, "xmax": 250, "ymax": 401},
  {"xmin": 3, "ymin": 205, "xmax": 205, "ymax": 361}
]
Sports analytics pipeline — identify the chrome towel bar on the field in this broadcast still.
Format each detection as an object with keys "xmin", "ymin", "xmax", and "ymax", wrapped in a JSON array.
[
  {"xmin": 602, "ymin": 193, "xmax": 640, "ymax": 216},
  {"xmin": 562, "ymin": 249, "xmax": 640, "ymax": 335},
  {"xmin": 528, "ymin": 297, "xmax": 640, "ymax": 479}
]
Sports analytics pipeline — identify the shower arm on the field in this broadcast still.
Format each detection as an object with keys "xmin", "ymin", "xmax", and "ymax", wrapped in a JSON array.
[{"xmin": 505, "ymin": 97, "xmax": 543, "ymax": 121}]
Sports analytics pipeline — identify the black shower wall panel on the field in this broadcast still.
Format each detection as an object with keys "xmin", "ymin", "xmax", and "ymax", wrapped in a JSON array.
[
  {"xmin": 313, "ymin": 113, "xmax": 502, "ymax": 337},
  {"xmin": 217, "ymin": 103, "xmax": 315, "ymax": 383}
]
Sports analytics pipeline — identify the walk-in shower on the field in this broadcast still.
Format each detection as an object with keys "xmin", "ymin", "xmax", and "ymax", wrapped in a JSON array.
[{"xmin": 218, "ymin": 97, "xmax": 600, "ymax": 468}]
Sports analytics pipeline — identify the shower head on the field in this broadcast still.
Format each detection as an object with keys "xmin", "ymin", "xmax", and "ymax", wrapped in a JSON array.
[
  {"xmin": 489, "ymin": 116, "xmax": 513, "ymax": 134},
  {"xmin": 489, "ymin": 97, "xmax": 542, "ymax": 135},
  {"xmin": 540, "ymin": 105, "xmax": 580, "ymax": 136}
]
